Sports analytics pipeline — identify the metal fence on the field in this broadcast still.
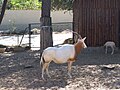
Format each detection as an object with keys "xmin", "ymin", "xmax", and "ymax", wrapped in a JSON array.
[
  {"xmin": 0, "ymin": 22, "xmax": 73, "ymax": 50},
  {"xmin": 52, "ymin": 22, "xmax": 73, "ymax": 32},
  {"xmin": 27, "ymin": 22, "xmax": 73, "ymax": 50}
]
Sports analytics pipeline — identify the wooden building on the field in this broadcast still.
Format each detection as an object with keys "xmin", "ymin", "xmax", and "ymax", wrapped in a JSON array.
[{"xmin": 73, "ymin": 0, "xmax": 120, "ymax": 47}]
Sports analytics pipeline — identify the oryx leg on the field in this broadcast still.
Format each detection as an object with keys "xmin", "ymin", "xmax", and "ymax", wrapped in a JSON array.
[
  {"xmin": 67, "ymin": 61, "xmax": 73, "ymax": 78},
  {"xmin": 105, "ymin": 46, "xmax": 108, "ymax": 54},
  {"xmin": 45, "ymin": 62, "xmax": 51, "ymax": 78},
  {"xmin": 42, "ymin": 62, "xmax": 50, "ymax": 80},
  {"xmin": 111, "ymin": 46, "xmax": 114, "ymax": 55}
]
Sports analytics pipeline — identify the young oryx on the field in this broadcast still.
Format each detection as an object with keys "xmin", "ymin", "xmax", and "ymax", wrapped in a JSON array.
[
  {"xmin": 104, "ymin": 41, "xmax": 116, "ymax": 55},
  {"xmin": 40, "ymin": 32, "xmax": 87, "ymax": 80}
]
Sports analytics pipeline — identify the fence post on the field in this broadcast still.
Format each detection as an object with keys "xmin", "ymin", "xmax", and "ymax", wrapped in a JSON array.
[
  {"xmin": 28, "ymin": 24, "xmax": 31, "ymax": 48},
  {"xmin": 40, "ymin": 25, "xmax": 53, "ymax": 52}
]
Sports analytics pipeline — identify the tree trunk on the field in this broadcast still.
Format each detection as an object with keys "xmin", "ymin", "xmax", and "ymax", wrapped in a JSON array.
[
  {"xmin": 40, "ymin": 0, "xmax": 53, "ymax": 52},
  {"xmin": 0, "ymin": 0, "xmax": 8, "ymax": 24},
  {"xmin": 40, "ymin": 17, "xmax": 53, "ymax": 51}
]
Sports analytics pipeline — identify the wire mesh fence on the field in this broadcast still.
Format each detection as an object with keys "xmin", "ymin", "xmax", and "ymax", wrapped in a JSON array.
[
  {"xmin": 0, "ymin": 22, "xmax": 73, "ymax": 50},
  {"xmin": 52, "ymin": 22, "xmax": 73, "ymax": 32}
]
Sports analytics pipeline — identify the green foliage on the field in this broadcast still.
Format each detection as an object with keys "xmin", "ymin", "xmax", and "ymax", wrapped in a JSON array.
[
  {"xmin": 51, "ymin": 0, "xmax": 73, "ymax": 10},
  {"xmin": 7, "ymin": 0, "xmax": 42, "ymax": 10},
  {"xmin": 0, "ymin": 0, "xmax": 3, "ymax": 8},
  {"xmin": 6, "ymin": 0, "xmax": 73, "ymax": 10},
  {"xmin": 0, "ymin": 0, "xmax": 3, "ymax": 4}
]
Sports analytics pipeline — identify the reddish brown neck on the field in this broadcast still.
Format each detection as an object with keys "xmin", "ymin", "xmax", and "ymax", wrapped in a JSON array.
[{"xmin": 74, "ymin": 42, "xmax": 83, "ymax": 55}]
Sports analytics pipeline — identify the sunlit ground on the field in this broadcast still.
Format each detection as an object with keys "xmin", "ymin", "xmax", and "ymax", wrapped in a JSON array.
[{"xmin": 0, "ymin": 32, "xmax": 72, "ymax": 50}]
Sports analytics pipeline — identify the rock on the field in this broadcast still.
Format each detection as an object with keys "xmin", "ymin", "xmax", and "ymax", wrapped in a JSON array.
[{"xmin": 0, "ymin": 48, "xmax": 6, "ymax": 53}]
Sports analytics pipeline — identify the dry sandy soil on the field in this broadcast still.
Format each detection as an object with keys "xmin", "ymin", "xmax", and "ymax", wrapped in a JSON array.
[{"xmin": 0, "ymin": 47, "xmax": 120, "ymax": 90}]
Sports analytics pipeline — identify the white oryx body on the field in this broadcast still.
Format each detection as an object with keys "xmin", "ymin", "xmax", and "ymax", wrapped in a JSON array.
[
  {"xmin": 42, "ymin": 44, "xmax": 75, "ymax": 64},
  {"xmin": 40, "ymin": 32, "xmax": 87, "ymax": 80},
  {"xmin": 104, "ymin": 41, "xmax": 116, "ymax": 55}
]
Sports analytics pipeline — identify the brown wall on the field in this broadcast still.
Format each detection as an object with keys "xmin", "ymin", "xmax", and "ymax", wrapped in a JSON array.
[{"xmin": 73, "ymin": 0, "xmax": 120, "ymax": 46}]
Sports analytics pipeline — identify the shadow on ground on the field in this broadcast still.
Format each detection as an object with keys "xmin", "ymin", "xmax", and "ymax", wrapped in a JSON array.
[{"xmin": 0, "ymin": 47, "xmax": 120, "ymax": 89}]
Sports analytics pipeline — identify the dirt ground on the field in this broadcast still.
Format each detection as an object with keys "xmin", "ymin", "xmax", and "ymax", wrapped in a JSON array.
[{"xmin": 0, "ymin": 47, "xmax": 120, "ymax": 90}]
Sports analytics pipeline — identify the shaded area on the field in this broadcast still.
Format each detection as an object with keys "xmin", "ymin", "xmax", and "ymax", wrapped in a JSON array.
[
  {"xmin": 76, "ymin": 47, "xmax": 120, "ymax": 65},
  {"xmin": 0, "ymin": 47, "xmax": 120, "ymax": 89}
]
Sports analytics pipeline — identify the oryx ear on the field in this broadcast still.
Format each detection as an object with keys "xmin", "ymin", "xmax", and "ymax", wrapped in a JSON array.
[{"xmin": 82, "ymin": 37, "xmax": 86, "ymax": 41}]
